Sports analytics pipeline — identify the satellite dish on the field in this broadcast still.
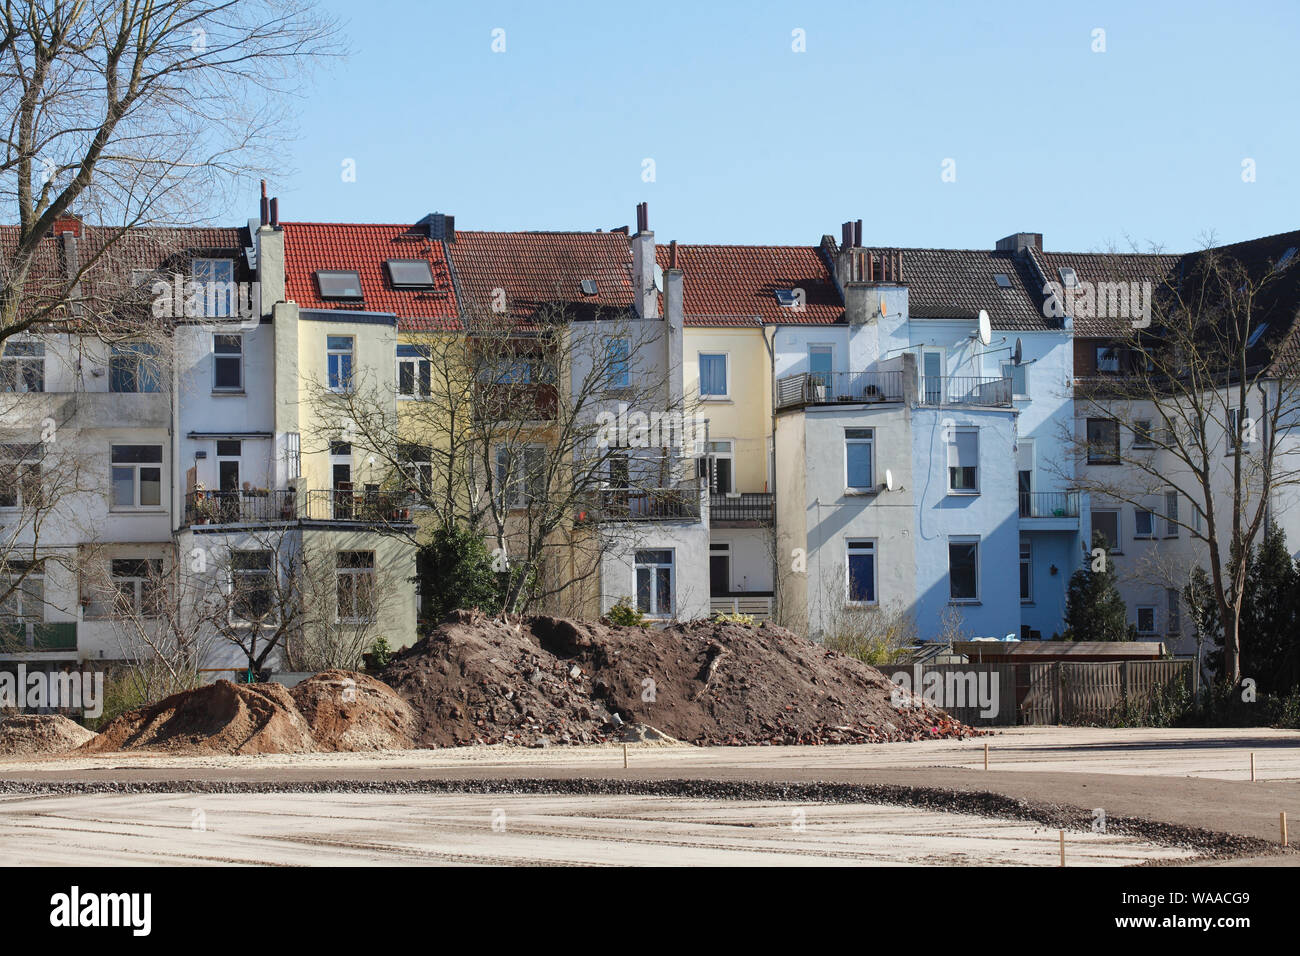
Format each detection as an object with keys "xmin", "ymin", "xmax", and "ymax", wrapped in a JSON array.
[
  {"xmin": 884, "ymin": 468, "xmax": 895, "ymax": 491},
  {"xmin": 977, "ymin": 310, "xmax": 992, "ymax": 346},
  {"xmin": 879, "ymin": 297, "xmax": 888, "ymax": 317},
  {"xmin": 1013, "ymin": 337, "xmax": 1023, "ymax": 365},
  {"xmin": 653, "ymin": 263, "xmax": 664, "ymax": 293}
]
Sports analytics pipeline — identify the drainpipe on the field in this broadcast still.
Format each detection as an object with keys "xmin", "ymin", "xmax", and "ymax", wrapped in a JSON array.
[{"xmin": 757, "ymin": 316, "xmax": 778, "ymax": 623}]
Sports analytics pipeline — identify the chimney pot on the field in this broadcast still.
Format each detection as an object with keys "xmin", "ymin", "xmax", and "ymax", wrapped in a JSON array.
[
  {"xmin": 269, "ymin": 197, "xmax": 279, "ymax": 227},
  {"xmin": 854, "ymin": 220, "xmax": 863, "ymax": 247}
]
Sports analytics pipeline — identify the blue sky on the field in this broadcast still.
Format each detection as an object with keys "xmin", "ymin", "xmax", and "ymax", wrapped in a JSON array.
[{"xmin": 247, "ymin": 0, "xmax": 1300, "ymax": 253}]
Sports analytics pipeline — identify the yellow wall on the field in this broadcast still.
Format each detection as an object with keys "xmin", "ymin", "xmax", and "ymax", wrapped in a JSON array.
[{"xmin": 683, "ymin": 326, "xmax": 773, "ymax": 493}]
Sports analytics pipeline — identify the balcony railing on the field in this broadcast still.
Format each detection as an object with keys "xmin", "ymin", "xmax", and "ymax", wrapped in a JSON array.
[
  {"xmin": 709, "ymin": 594, "xmax": 774, "ymax": 621},
  {"xmin": 919, "ymin": 376, "xmax": 1013, "ymax": 407},
  {"xmin": 0, "ymin": 621, "xmax": 76, "ymax": 653},
  {"xmin": 183, "ymin": 489, "xmax": 415, "ymax": 527},
  {"xmin": 776, "ymin": 371, "xmax": 905, "ymax": 409},
  {"xmin": 582, "ymin": 487, "xmax": 701, "ymax": 522},
  {"xmin": 710, "ymin": 492, "xmax": 774, "ymax": 525},
  {"xmin": 1019, "ymin": 491, "xmax": 1080, "ymax": 519}
]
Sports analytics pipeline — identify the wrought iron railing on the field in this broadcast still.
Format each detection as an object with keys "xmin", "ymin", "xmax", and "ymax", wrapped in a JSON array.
[
  {"xmin": 710, "ymin": 492, "xmax": 774, "ymax": 524},
  {"xmin": 1019, "ymin": 491, "xmax": 1080, "ymax": 519}
]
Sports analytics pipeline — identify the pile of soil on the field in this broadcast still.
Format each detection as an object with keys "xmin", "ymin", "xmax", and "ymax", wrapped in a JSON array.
[
  {"xmin": 83, "ymin": 680, "xmax": 317, "ymax": 755},
  {"xmin": 382, "ymin": 611, "xmax": 979, "ymax": 747},
  {"xmin": 289, "ymin": 670, "xmax": 416, "ymax": 751},
  {"xmin": 0, "ymin": 714, "xmax": 97, "ymax": 756}
]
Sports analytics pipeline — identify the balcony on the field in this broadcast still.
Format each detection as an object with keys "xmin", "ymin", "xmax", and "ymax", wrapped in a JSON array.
[
  {"xmin": 710, "ymin": 492, "xmax": 774, "ymax": 526},
  {"xmin": 1019, "ymin": 491, "xmax": 1080, "ymax": 530},
  {"xmin": 0, "ymin": 621, "xmax": 77, "ymax": 655},
  {"xmin": 580, "ymin": 487, "xmax": 701, "ymax": 523},
  {"xmin": 183, "ymin": 489, "xmax": 416, "ymax": 528},
  {"xmin": 919, "ymin": 376, "xmax": 1013, "ymax": 407},
  {"xmin": 776, "ymin": 371, "xmax": 905, "ymax": 410},
  {"xmin": 709, "ymin": 593, "xmax": 774, "ymax": 622}
]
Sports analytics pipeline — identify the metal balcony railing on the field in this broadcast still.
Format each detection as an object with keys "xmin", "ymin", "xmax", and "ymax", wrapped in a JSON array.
[
  {"xmin": 710, "ymin": 492, "xmax": 774, "ymax": 524},
  {"xmin": 919, "ymin": 376, "xmax": 1013, "ymax": 407},
  {"xmin": 185, "ymin": 490, "xmax": 297, "ymax": 525},
  {"xmin": 302, "ymin": 489, "xmax": 415, "ymax": 523},
  {"xmin": 775, "ymin": 371, "xmax": 905, "ymax": 409},
  {"xmin": 183, "ymin": 489, "xmax": 415, "ymax": 526},
  {"xmin": 1019, "ymin": 491, "xmax": 1080, "ymax": 518},
  {"xmin": 582, "ymin": 487, "xmax": 701, "ymax": 522}
]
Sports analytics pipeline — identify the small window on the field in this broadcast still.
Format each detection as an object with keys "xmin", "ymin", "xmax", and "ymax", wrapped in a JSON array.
[
  {"xmin": 1164, "ymin": 491, "xmax": 1179, "ymax": 537},
  {"xmin": 0, "ymin": 447, "xmax": 42, "ymax": 510},
  {"xmin": 398, "ymin": 443, "xmax": 432, "ymax": 495},
  {"xmin": 846, "ymin": 540, "xmax": 877, "ymax": 605},
  {"xmin": 1020, "ymin": 539, "xmax": 1032, "ymax": 603},
  {"xmin": 1087, "ymin": 418, "xmax": 1120, "ymax": 463},
  {"xmin": 1094, "ymin": 346, "xmax": 1121, "ymax": 374},
  {"xmin": 1133, "ymin": 420, "xmax": 1154, "ymax": 448},
  {"xmin": 110, "ymin": 445, "xmax": 163, "ymax": 509},
  {"xmin": 316, "ymin": 270, "xmax": 363, "ymax": 300},
  {"xmin": 0, "ymin": 341, "xmax": 45, "ymax": 393},
  {"xmin": 110, "ymin": 344, "xmax": 162, "ymax": 393},
  {"xmin": 845, "ymin": 428, "xmax": 874, "ymax": 491},
  {"xmin": 1091, "ymin": 509, "xmax": 1120, "ymax": 552},
  {"xmin": 580, "ymin": 279, "xmax": 599, "ymax": 296},
  {"xmin": 775, "ymin": 289, "xmax": 801, "ymax": 308},
  {"xmin": 635, "ymin": 549, "xmax": 674, "ymax": 617},
  {"xmin": 1058, "ymin": 267, "xmax": 1079, "ymax": 288},
  {"xmin": 337, "ymin": 550, "xmax": 376, "ymax": 621},
  {"xmin": 1136, "ymin": 606, "xmax": 1156, "ymax": 635},
  {"xmin": 1134, "ymin": 509, "xmax": 1154, "ymax": 538},
  {"xmin": 1001, "ymin": 361, "xmax": 1028, "ymax": 397},
  {"xmin": 108, "ymin": 558, "xmax": 164, "ymax": 618},
  {"xmin": 949, "ymin": 538, "xmax": 979, "ymax": 602},
  {"xmin": 1226, "ymin": 408, "xmax": 1247, "ymax": 454},
  {"xmin": 605, "ymin": 337, "xmax": 630, "ymax": 390},
  {"xmin": 947, "ymin": 427, "xmax": 979, "ymax": 494},
  {"xmin": 386, "ymin": 260, "xmax": 435, "ymax": 288},
  {"xmin": 397, "ymin": 345, "xmax": 431, "ymax": 398},
  {"xmin": 1166, "ymin": 588, "xmax": 1181, "ymax": 634},
  {"xmin": 230, "ymin": 550, "xmax": 275, "ymax": 623},
  {"xmin": 1246, "ymin": 324, "xmax": 1269, "ymax": 348},
  {"xmin": 192, "ymin": 258, "xmax": 235, "ymax": 317},
  {"xmin": 496, "ymin": 445, "xmax": 546, "ymax": 509},
  {"xmin": 213, "ymin": 334, "xmax": 243, "ymax": 391},
  {"xmin": 1275, "ymin": 248, "xmax": 1297, "ymax": 271},
  {"xmin": 994, "ymin": 273, "xmax": 1012, "ymax": 288},
  {"xmin": 699, "ymin": 353, "xmax": 728, "ymax": 397},
  {"xmin": 328, "ymin": 336, "xmax": 354, "ymax": 392}
]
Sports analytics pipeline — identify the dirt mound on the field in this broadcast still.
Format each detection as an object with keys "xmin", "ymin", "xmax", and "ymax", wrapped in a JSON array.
[
  {"xmin": 290, "ymin": 670, "xmax": 417, "ymax": 751},
  {"xmin": 0, "ymin": 714, "xmax": 97, "ymax": 756},
  {"xmin": 382, "ymin": 611, "xmax": 980, "ymax": 747},
  {"xmin": 82, "ymin": 680, "xmax": 317, "ymax": 755}
]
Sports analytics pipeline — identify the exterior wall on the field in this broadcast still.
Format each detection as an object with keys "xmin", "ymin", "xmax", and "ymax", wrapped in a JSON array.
[
  {"xmin": 683, "ymin": 325, "xmax": 773, "ymax": 493},
  {"xmin": 598, "ymin": 521, "xmax": 710, "ymax": 621}
]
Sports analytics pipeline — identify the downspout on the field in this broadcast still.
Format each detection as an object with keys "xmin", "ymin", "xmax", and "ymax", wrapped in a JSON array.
[{"xmin": 758, "ymin": 316, "xmax": 778, "ymax": 623}]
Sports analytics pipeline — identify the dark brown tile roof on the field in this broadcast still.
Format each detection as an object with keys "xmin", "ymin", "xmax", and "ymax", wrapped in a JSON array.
[
  {"xmin": 1034, "ymin": 250, "xmax": 1181, "ymax": 337},
  {"xmin": 654, "ymin": 244, "xmax": 843, "ymax": 326}
]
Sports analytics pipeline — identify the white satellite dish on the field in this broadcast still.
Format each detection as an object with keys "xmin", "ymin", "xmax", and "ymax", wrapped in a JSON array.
[
  {"xmin": 884, "ymin": 468, "xmax": 895, "ymax": 491},
  {"xmin": 1013, "ymin": 337, "xmax": 1023, "ymax": 365},
  {"xmin": 977, "ymin": 310, "xmax": 992, "ymax": 346},
  {"xmin": 653, "ymin": 263, "xmax": 664, "ymax": 293}
]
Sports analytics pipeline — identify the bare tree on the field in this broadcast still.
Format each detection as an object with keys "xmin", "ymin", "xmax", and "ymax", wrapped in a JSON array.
[
  {"xmin": 1065, "ymin": 242, "xmax": 1300, "ymax": 685},
  {"xmin": 283, "ymin": 544, "xmax": 398, "ymax": 672}
]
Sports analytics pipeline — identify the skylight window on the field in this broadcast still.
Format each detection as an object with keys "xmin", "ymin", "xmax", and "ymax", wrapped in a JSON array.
[
  {"xmin": 580, "ymin": 279, "xmax": 598, "ymax": 296},
  {"xmin": 316, "ymin": 270, "xmax": 363, "ymax": 299},
  {"xmin": 1247, "ymin": 323, "xmax": 1269, "ymax": 348},
  {"xmin": 775, "ymin": 289, "xmax": 800, "ymax": 307},
  {"xmin": 1058, "ymin": 267, "xmax": 1079, "ymax": 288},
  {"xmin": 994, "ymin": 273, "xmax": 1012, "ymax": 288},
  {"xmin": 1276, "ymin": 248, "xmax": 1297, "ymax": 271},
  {"xmin": 387, "ymin": 259, "xmax": 435, "ymax": 288}
]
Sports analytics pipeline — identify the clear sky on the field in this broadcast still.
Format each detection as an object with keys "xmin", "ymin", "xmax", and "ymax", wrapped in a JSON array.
[{"xmin": 245, "ymin": 0, "xmax": 1300, "ymax": 253}]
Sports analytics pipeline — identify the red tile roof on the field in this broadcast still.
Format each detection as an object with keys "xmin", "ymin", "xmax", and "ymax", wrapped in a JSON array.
[
  {"xmin": 446, "ymin": 231, "xmax": 634, "ymax": 321},
  {"xmin": 281, "ymin": 222, "xmax": 459, "ymax": 330},
  {"xmin": 656, "ymin": 244, "xmax": 843, "ymax": 326}
]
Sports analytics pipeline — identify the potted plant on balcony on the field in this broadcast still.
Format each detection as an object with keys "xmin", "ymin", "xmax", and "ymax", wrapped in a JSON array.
[{"xmin": 191, "ymin": 482, "xmax": 215, "ymax": 524}]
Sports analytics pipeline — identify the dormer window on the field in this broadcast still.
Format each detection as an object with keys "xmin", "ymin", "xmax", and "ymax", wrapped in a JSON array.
[
  {"xmin": 316, "ymin": 270, "xmax": 363, "ymax": 300},
  {"xmin": 386, "ymin": 260, "xmax": 434, "ymax": 289}
]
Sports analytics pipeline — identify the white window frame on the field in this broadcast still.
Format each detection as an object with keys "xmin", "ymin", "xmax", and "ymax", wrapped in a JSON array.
[
  {"xmin": 336, "ymin": 550, "xmax": 376, "ymax": 623},
  {"xmin": 0, "ymin": 450, "xmax": 41, "ymax": 511},
  {"xmin": 328, "ymin": 335, "xmax": 355, "ymax": 393},
  {"xmin": 495, "ymin": 444, "xmax": 546, "ymax": 509},
  {"xmin": 947, "ymin": 426, "xmax": 979, "ymax": 495},
  {"xmin": 98, "ymin": 558, "xmax": 164, "ymax": 620},
  {"xmin": 698, "ymin": 351, "xmax": 729, "ymax": 400},
  {"xmin": 212, "ymin": 333, "xmax": 243, "ymax": 392},
  {"xmin": 0, "ymin": 340, "xmax": 45, "ymax": 393},
  {"xmin": 192, "ymin": 258, "xmax": 236, "ymax": 317},
  {"xmin": 698, "ymin": 440, "xmax": 735, "ymax": 494},
  {"xmin": 948, "ymin": 536, "xmax": 980, "ymax": 603},
  {"xmin": 1001, "ymin": 360, "xmax": 1028, "ymax": 399},
  {"xmin": 396, "ymin": 350, "xmax": 431, "ymax": 399},
  {"xmin": 110, "ymin": 445, "xmax": 164, "ymax": 511},
  {"xmin": 845, "ymin": 539, "xmax": 878, "ymax": 606},
  {"xmin": 844, "ymin": 428, "xmax": 875, "ymax": 492},
  {"xmin": 808, "ymin": 344, "xmax": 834, "ymax": 389},
  {"xmin": 605, "ymin": 336, "xmax": 631, "ymax": 391},
  {"xmin": 1133, "ymin": 507, "xmax": 1154, "ymax": 539},
  {"xmin": 229, "ymin": 549, "xmax": 277, "ymax": 625},
  {"xmin": 634, "ymin": 549, "xmax": 675, "ymax": 618}
]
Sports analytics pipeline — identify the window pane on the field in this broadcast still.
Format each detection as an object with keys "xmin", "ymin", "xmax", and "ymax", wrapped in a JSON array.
[
  {"xmin": 111, "ymin": 467, "xmax": 135, "ymax": 506},
  {"xmin": 949, "ymin": 542, "xmax": 978, "ymax": 600},
  {"xmin": 111, "ymin": 445, "xmax": 162, "ymax": 463},
  {"xmin": 848, "ymin": 551, "xmax": 875, "ymax": 602},
  {"xmin": 699, "ymin": 354, "xmax": 726, "ymax": 395},
  {"xmin": 139, "ymin": 468, "xmax": 161, "ymax": 507},
  {"xmin": 655, "ymin": 567, "xmax": 672, "ymax": 615},
  {"xmin": 846, "ymin": 442, "xmax": 872, "ymax": 488},
  {"xmin": 1092, "ymin": 511, "xmax": 1119, "ymax": 549},
  {"xmin": 635, "ymin": 567, "xmax": 651, "ymax": 612}
]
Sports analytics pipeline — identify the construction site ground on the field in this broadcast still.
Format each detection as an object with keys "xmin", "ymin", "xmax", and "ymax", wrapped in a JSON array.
[{"xmin": 1, "ymin": 726, "xmax": 1297, "ymax": 866}]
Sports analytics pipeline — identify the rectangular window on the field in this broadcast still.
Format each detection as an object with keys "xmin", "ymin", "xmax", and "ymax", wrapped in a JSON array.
[
  {"xmin": 605, "ymin": 337, "xmax": 630, "ymax": 390},
  {"xmin": 1134, "ymin": 508, "xmax": 1154, "ymax": 538},
  {"xmin": 396, "ymin": 346, "xmax": 431, "ymax": 398},
  {"xmin": 398, "ymin": 443, "xmax": 432, "ymax": 496},
  {"xmin": 0, "ymin": 341, "xmax": 45, "ymax": 393},
  {"xmin": 1133, "ymin": 419, "xmax": 1155, "ymax": 448},
  {"xmin": 109, "ymin": 558, "xmax": 164, "ymax": 618},
  {"xmin": 1095, "ymin": 345, "xmax": 1120, "ymax": 373},
  {"xmin": 110, "ymin": 343, "xmax": 162, "ymax": 393},
  {"xmin": 809, "ymin": 345, "xmax": 833, "ymax": 388},
  {"xmin": 337, "ymin": 551, "xmax": 376, "ymax": 621},
  {"xmin": 947, "ymin": 428, "xmax": 979, "ymax": 493},
  {"xmin": 230, "ymin": 550, "xmax": 275, "ymax": 623},
  {"xmin": 1020, "ymin": 539, "xmax": 1032, "ymax": 603},
  {"xmin": 328, "ymin": 336, "xmax": 354, "ymax": 392},
  {"xmin": 316, "ymin": 270, "xmax": 363, "ymax": 300},
  {"xmin": 1137, "ymin": 606, "xmax": 1156, "ymax": 635},
  {"xmin": 192, "ymin": 258, "xmax": 235, "ymax": 317},
  {"xmin": 845, "ymin": 428, "xmax": 874, "ymax": 491},
  {"xmin": 213, "ymin": 334, "xmax": 243, "ymax": 391},
  {"xmin": 386, "ymin": 259, "xmax": 434, "ymax": 288},
  {"xmin": 110, "ymin": 445, "xmax": 163, "ymax": 509},
  {"xmin": 1164, "ymin": 491, "xmax": 1179, "ymax": 537},
  {"xmin": 1167, "ymin": 588, "xmax": 1181, "ymax": 635},
  {"xmin": 1091, "ymin": 509, "xmax": 1120, "ymax": 552},
  {"xmin": 0, "ymin": 561, "xmax": 44, "ymax": 627},
  {"xmin": 1226, "ymin": 408, "xmax": 1245, "ymax": 455},
  {"xmin": 1086, "ymin": 418, "xmax": 1120, "ymax": 463},
  {"xmin": 699, "ymin": 353, "xmax": 728, "ymax": 397},
  {"xmin": 846, "ymin": 540, "xmax": 877, "ymax": 605},
  {"xmin": 495, "ymin": 445, "xmax": 545, "ymax": 509},
  {"xmin": 697, "ymin": 440, "xmax": 734, "ymax": 493},
  {"xmin": 634, "ymin": 549, "xmax": 674, "ymax": 617},
  {"xmin": 1002, "ymin": 361, "xmax": 1028, "ymax": 397},
  {"xmin": 949, "ymin": 538, "xmax": 979, "ymax": 602},
  {"xmin": 0, "ymin": 445, "xmax": 42, "ymax": 510}
]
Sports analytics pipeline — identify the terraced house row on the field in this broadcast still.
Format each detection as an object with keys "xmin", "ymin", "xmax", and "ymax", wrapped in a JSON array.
[{"xmin": 3, "ymin": 200, "xmax": 1299, "ymax": 678}]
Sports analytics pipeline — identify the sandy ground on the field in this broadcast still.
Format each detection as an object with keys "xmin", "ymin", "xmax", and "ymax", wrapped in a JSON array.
[
  {"xmin": 2, "ymin": 726, "xmax": 1296, "ymax": 866},
  {"xmin": 0, "ymin": 791, "xmax": 1198, "ymax": 867}
]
